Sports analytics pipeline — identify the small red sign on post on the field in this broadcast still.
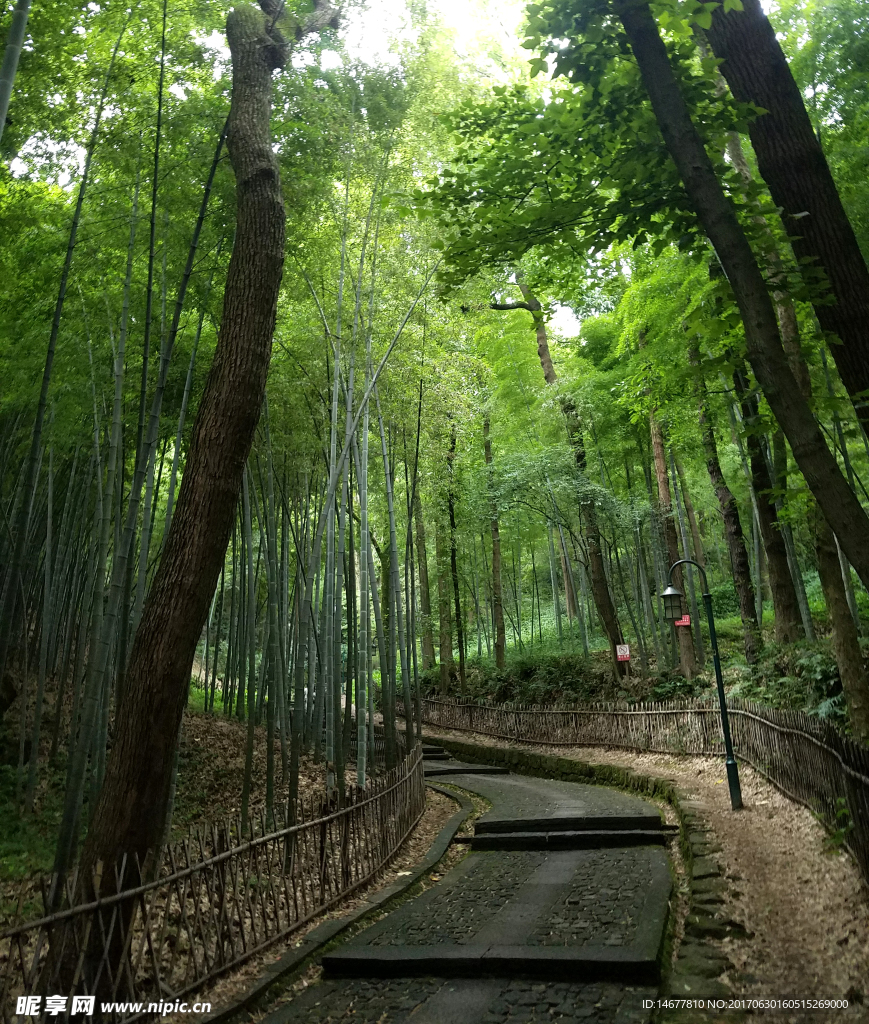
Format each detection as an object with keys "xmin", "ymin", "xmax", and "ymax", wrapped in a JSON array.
[
  {"xmin": 675, "ymin": 615, "xmax": 691, "ymax": 627},
  {"xmin": 616, "ymin": 644, "xmax": 631, "ymax": 662}
]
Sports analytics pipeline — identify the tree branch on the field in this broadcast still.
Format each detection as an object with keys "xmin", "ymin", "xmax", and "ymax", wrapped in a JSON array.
[{"xmin": 490, "ymin": 301, "xmax": 534, "ymax": 311}]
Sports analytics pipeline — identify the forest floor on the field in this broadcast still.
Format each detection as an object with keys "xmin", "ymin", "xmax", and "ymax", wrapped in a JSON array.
[
  {"xmin": 422, "ymin": 725, "xmax": 869, "ymax": 1016},
  {"xmin": 0, "ymin": 701, "xmax": 408, "ymax": 926}
]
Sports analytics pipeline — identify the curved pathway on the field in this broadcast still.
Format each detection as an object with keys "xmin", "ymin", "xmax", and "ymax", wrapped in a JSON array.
[{"xmin": 261, "ymin": 747, "xmax": 673, "ymax": 1024}]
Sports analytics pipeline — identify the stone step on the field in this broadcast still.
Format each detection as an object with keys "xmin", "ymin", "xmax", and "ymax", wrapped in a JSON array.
[
  {"xmin": 422, "ymin": 744, "xmax": 446, "ymax": 755},
  {"xmin": 423, "ymin": 764, "xmax": 511, "ymax": 777},
  {"xmin": 467, "ymin": 829, "xmax": 667, "ymax": 851},
  {"xmin": 322, "ymin": 944, "xmax": 661, "ymax": 983},
  {"xmin": 421, "ymin": 752, "xmax": 452, "ymax": 761},
  {"xmin": 475, "ymin": 814, "xmax": 663, "ymax": 835}
]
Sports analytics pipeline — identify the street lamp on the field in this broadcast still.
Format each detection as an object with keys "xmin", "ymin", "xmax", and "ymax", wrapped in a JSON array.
[
  {"xmin": 661, "ymin": 584, "xmax": 684, "ymax": 624},
  {"xmin": 662, "ymin": 559, "xmax": 743, "ymax": 811}
]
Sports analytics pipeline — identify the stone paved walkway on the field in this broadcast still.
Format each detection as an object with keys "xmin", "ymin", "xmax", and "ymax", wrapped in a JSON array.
[{"xmin": 260, "ymin": 748, "xmax": 671, "ymax": 1024}]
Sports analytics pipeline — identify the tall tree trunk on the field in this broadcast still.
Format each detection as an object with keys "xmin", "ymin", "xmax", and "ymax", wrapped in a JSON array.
[
  {"xmin": 483, "ymin": 416, "xmax": 506, "ymax": 669},
  {"xmin": 0, "ymin": 0, "xmax": 32, "ymax": 146},
  {"xmin": 616, "ymin": 0, "xmax": 869, "ymax": 591},
  {"xmin": 705, "ymin": 0, "xmax": 869, "ymax": 432},
  {"xmin": 763, "ymin": 255, "xmax": 869, "ymax": 737},
  {"xmin": 674, "ymin": 458, "xmax": 705, "ymax": 570},
  {"xmin": 732, "ymin": 364, "xmax": 804, "ymax": 643},
  {"xmin": 547, "ymin": 522, "xmax": 563, "ymax": 645},
  {"xmin": 727, "ymin": 100, "xmax": 866, "ymax": 707},
  {"xmin": 649, "ymin": 410, "xmax": 696, "ymax": 677},
  {"xmin": 0, "ymin": 0, "xmax": 31, "ymax": 148},
  {"xmin": 670, "ymin": 449, "xmax": 705, "ymax": 664},
  {"xmin": 491, "ymin": 275, "xmax": 626, "ymax": 673},
  {"xmin": 73, "ymin": 0, "xmax": 311, "ymax": 907},
  {"xmin": 447, "ymin": 423, "xmax": 466, "ymax": 695},
  {"xmin": 724, "ymin": 131, "xmax": 818, "ymax": 642},
  {"xmin": 559, "ymin": 541, "xmax": 578, "ymax": 622},
  {"xmin": 689, "ymin": 343, "xmax": 761, "ymax": 663},
  {"xmin": 435, "ymin": 519, "xmax": 452, "ymax": 694},
  {"xmin": 239, "ymin": 470, "xmax": 258, "ymax": 833},
  {"xmin": 413, "ymin": 492, "xmax": 436, "ymax": 671},
  {"xmin": 814, "ymin": 505, "xmax": 869, "ymax": 742}
]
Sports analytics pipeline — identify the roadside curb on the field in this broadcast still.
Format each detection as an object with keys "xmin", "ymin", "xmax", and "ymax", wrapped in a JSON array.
[
  {"xmin": 200, "ymin": 783, "xmax": 474, "ymax": 1024},
  {"xmin": 420, "ymin": 732, "xmax": 746, "ymax": 1022}
]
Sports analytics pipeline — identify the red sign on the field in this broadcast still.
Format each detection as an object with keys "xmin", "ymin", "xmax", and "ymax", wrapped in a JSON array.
[
  {"xmin": 675, "ymin": 615, "xmax": 691, "ymax": 627},
  {"xmin": 616, "ymin": 644, "xmax": 631, "ymax": 662}
]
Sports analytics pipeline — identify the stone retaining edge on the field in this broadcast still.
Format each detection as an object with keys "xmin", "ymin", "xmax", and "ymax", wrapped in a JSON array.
[
  {"xmin": 200, "ymin": 783, "xmax": 475, "ymax": 1024},
  {"xmin": 421, "ymin": 733, "xmax": 747, "ymax": 1023}
]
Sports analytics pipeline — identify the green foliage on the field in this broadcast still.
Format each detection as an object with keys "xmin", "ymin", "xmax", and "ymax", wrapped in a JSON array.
[
  {"xmin": 421, "ymin": 647, "xmax": 627, "ymax": 705},
  {"xmin": 729, "ymin": 640, "xmax": 851, "ymax": 726},
  {"xmin": 825, "ymin": 796, "xmax": 854, "ymax": 852},
  {"xmin": 3, "ymin": 0, "xmax": 869, "ymax": 877}
]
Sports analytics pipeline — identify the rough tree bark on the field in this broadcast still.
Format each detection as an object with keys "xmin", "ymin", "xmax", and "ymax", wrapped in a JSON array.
[
  {"xmin": 72, "ymin": 0, "xmax": 337, "ymax": 918},
  {"xmin": 705, "ymin": 0, "xmax": 869, "ymax": 432},
  {"xmin": 615, "ymin": 0, "xmax": 869, "ymax": 591},
  {"xmin": 725, "ymin": 120, "xmax": 867, "ymax": 719}
]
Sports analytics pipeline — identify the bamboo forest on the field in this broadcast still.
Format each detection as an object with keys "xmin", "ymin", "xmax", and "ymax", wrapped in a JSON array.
[{"xmin": 1, "ymin": 0, "xmax": 869, "ymax": 1017}]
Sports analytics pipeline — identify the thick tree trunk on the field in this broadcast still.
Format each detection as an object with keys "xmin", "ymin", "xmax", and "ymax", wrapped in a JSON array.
[
  {"xmin": 765, "ymin": 256, "xmax": 869, "ymax": 734},
  {"xmin": 413, "ymin": 492, "xmax": 436, "ymax": 671},
  {"xmin": 690, "ymin": 344, "xmax": 761, "ymax": 663},
  {"xmin": 649, "ymin": 411, "xmax": 696, "ymax": 677},
  {"xmin": 732, "ymin": 366, "xmax": 804, "ymax": 643},
  {"xmin": 616, "ymin": 0, "xmax": 869, "ymax": 591},
  {"xmin": 483, "ymin": 417, "xmax": 506, "ymax": 669},
  {"xmin": 706, "ymin": 0, "xmax": 869, "ymax": 431},
  {"xmin": 74, "ymin": 0, "xmax": 290, "ymax": 903}
]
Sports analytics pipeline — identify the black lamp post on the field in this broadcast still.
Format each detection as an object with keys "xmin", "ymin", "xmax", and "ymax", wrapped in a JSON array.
[{"xmin": 662, "ymin": 559, "xmax": 742, "ymax": 811}]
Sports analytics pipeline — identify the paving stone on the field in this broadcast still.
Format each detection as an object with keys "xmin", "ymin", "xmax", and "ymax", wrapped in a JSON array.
[
  {"xmin": 676, "ymin": 950, "xmax": 732, "ymax": 978},
  {"xmin": 690, "ymin": 856, "xmax": 721, "ymax": 879},
  {"xmin": 265, "ymin": 772, "xmax": 666, "ymax": 1024},
  {"xmin": 690, "ymin": 876, "xmax": 727, "ymax": 896}
]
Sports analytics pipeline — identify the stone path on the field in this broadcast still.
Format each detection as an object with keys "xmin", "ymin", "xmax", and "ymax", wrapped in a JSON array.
[{"xmin": 261, "ymin": 747, "xmax": 672, "ymax": 1024}]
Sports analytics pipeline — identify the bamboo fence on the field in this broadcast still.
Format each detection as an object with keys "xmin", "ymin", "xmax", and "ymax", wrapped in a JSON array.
[
  {"xmin": 414, "ymin": 696, "xmax": 869, "ymax": 886},
  {"xmin": 0, "ymin": 744, "xmax": 425, "ymax": 1022}
]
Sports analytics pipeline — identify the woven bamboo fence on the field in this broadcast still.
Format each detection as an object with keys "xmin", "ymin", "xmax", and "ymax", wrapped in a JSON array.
[
  {"xmin": 0, "ymin": 744, "xmax": 425, "ymax": 1022},
  {"xmin": 413, "ymin": 696, "xmax": 869, "ymax": 886}
]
